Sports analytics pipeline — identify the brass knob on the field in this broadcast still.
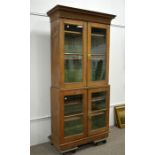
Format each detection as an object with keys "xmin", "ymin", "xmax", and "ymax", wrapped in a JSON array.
[{"xmin": 88, "ymin": 54, "xmax": 91, "ymax": 57}]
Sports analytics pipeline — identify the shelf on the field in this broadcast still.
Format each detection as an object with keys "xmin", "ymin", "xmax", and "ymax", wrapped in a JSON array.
[
  {"xmin": 91, "ymin": 96, "xmax": 105, "ymax": 102},
  {"xmin": 64, "ymin": 119, "xmax": 83, "ymax": 137},
  {"xmin": 65, "ymin": 58, "xmax": 82, "ymax": 61},
  {"xmin": 91, "ymin": 57, "xmax": 105, "ymax": 61},
  {"xmin": 91, "ymin": 53, "xmax": 105, "ymax": 56},
  {"xmin": 65, "ymin": 31, "xmax": 82, "ymax": 35},
  {"xmin": 91, "ymin": 112, "xmax": 106, "ymax": 130},
  {"xmin": 91, "ymin": 109, "xmax": 106, "ymax": 115},
  {"xmin": 65, "ymin": 101, "xmax": 82, "ymax": 106},
  {"xmin": 64, "ymin": 52, "xmax": 83, "ymax": 55},
  {"xmin": 64, "ymin": 113, "xmax": 83, "ymax": 121},
  {"xmin": 91, "ymin": 33, "xmax": 105, "ymax": 37},
  {"xmin": 90, "ymin": 110, "xmax": 105, "ymax": 116}
]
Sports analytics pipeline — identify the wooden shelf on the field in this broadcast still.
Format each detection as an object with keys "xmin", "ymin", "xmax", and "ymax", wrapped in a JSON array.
[
  {"xmin": 90, "ymin": 110, "xmax": 105, "ymax": 116},
  {"xmin": 64, "ymin": 52, "xmax": 83, "ymax": 55},
  {"xmin": 65, "ymin": 101, "xmax": 82, "ymax": 106},
  {"xmin": 64, "ymin": 113, "xmax": 83, "ymax": 121},
  {"xmin": 91, "ymin": 109, "xmax": 106, "ymax": 114},
  {"xmin": 65, "ymin": 31, "xmax": 82, "ymax": 35},
  {"xmin": 91, "ymin": 53, "xmax": 105, "ymax": 56},
  {"xmin": 91, "ymin": 33, "xmax": 105, "ymax": 37},
  {"xmin": 91, "ymin": 96, "xmax": 105, "ymax": 102},
  {"xmin": 65, "ymin": 58, "xmax": 82, "ymax": 60}
]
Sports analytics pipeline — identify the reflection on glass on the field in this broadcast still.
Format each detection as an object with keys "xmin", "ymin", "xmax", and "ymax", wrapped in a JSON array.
[
  {"xmin": 91, "ymin": 28, "xmax": 106, "ymax": 54},
  {"xmin": 90, "ymin": 27, "xmax": 106, "ymax": 81},
  {"xmin": 91, "ymin": 113, "xmax": 106, "ymax": 130},
  {"xmin": 64, "ymin": 117, "xmax": 83, "ymax": 137},
  {"xmin": 64, "ymin": 24, "xmax": 83, "ymax": 83},
  {"xmin": 65, "ymin": 33, "xmax": 82, "ymax": 54},
  {"xmin": 91, "ymin": 56, "xmax": 105, "ymax": 81},
  {"xmin": 64, "ymin": 24, "xmax": 82, "ymax": 54},
  {"xmin": 64, "ymin": 55, "xmax": 82, "ymax": 82},
  {"xmin": 91, "ymin": 92, "xmax": 106, "ymax": 111},
  {"xmin": 64, "ymin": 95, "xmax": 83, "ymax": 116}
]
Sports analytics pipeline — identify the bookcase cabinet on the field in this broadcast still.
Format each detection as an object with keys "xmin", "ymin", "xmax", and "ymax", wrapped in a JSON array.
[{"xmin": 47, "ymin": 5, "xmax": 115, "ymax": 152}]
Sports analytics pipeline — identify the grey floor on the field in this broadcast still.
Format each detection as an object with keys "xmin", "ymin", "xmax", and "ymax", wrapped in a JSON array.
[{"xmin": 30, "ymin": 127, "xmax": 125, "ymax": 155}]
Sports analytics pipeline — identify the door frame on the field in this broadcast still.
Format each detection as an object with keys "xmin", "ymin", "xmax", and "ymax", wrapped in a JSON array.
[
  {"xmin": 60, "ymin": 19, "xmax": 87, "ymax": 89},
  {"xmin": 87, "ymin": 86, "xmax": 110, "ymax": 135},
  {"xmin": 60, "ymin": 89, "xmax": 88, "ymax": 143},
  {"xmin": 87, "ymin": 22, "xmax": 110, "ymax": 87}
]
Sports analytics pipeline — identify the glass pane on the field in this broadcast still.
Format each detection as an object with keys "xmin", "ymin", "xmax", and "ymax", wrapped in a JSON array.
[
  {"xmin": 64, "ymin": 55, "xmax": 82, "ymax": 82},
  {"xmin": 91, "ymin": 92, "xmax": 106, "ymax": 111},
  {"xmin": 64, "ymin": 116, "xmax": 83, "ymax": 137},
  {"xmin": 91, "ymin": 56, "xmax": 105, "ymax": 81},
  {"xmin": 91, "ymin": 112, "xmax": 106, "ymax": 130},
  {"xmin": 64, "ymin": 94, "xmax": 83, "ymax": 116},
  {"xmin": 91, "ymin": 28, "xmax": 106, "ymax": 54},
  {"xmin": 64, "ymin": 24, "xmax": 82, "ymax": 54}
]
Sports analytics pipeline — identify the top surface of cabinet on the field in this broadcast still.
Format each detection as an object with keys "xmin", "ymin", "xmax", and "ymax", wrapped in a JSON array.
[{"xmin": 47, "ymin": 5, "xmax": 116, "ymax": 25}]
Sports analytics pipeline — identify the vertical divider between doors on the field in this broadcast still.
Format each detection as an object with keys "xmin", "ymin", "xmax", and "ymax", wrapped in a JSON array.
[
  {"xmin": 87, "ymin": 23, "xmax": 91, "ymax": 86},
  {"xmin": 86, "ymin": 22, "xmax": 89, "ymax": 137}
]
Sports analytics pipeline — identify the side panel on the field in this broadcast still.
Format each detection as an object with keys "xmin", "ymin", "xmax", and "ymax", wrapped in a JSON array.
[
  {"xmin": 51, "ymin": 20, "xmax": 61, "ymax": 87},
  {"xmin": 51, "ymin": 88, "xmax": 61, "ymax": 149}
]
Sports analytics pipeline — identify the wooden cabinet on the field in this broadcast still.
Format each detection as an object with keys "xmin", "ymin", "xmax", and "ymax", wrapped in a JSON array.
[{"xmin": 47, "ymin": 5, "xmax": 115, "ymax": 152}]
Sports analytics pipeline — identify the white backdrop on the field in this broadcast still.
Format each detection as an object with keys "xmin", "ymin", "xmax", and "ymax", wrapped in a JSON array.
[{"xmin": 30, "ymin": 0, "xmax": 125, "ymax": 146}]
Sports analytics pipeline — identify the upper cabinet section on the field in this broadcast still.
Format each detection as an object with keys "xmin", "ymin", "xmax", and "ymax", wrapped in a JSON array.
[{"xmin": 47, "ymin": 5, "xmax": 115, "ymax": 89}]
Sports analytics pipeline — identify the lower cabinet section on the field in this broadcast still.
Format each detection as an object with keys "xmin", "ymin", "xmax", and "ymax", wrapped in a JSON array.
[{"xmin": 51, "ymin": 85, "xmax": 110, "ymax": 151}]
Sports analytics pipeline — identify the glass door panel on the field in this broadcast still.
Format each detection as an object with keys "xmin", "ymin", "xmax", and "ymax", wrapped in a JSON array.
[
  {"xmin": 91, "ymin": 92, "xmax": 106, "ymax": 111},
  {"xmin": 64, "ymin": 94, "xmax": 83, "ymax": 116},
  {"xmin": 91, "ymin": 27, "xmax": 106, "ymax": 82},
  {"xmin": 88, "ymin": 88, "xmax": 109, "ymax": 133},
  {"xmin": 64, "ymin": 24, "xmax": 82, "ymax": 54},
  {"xmin": 88, "ymin": 23, "xmax": 109, "ymax": 86},
  {"xmin": 91, "ymin": 55, "xmax": 105, "ymax": 81},
  {"xmin": 64, "ymin": 22, "xmax": 85, "ymax": 85},
  {"xmin": 64, "ymin": 116, "xmax": 83, "ymax": 137},
  {"xmin": 91, "ymin": 28, "xmax": 106, "ymax": 54},
  {"xmin": 64, "ymin": 55, "xmax": 82, "ymax": 82},
  {"xmin": 63, "ymin": 92, "xmax": 85, "ymax": 138},
  {"xmin": 91, "ymin": 112, "xmax": 106, "ymax": 130}
]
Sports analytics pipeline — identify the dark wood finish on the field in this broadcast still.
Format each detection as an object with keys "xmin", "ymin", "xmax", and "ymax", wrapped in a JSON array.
[{"xmin": 47, "ymin": 5, "xmax": 115, "ymax": 152}]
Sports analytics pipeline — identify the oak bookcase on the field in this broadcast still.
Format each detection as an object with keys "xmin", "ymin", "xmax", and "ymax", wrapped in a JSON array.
[{"xmin": 47, "ymin": 5, "xmax": 116, "ymax": 153}]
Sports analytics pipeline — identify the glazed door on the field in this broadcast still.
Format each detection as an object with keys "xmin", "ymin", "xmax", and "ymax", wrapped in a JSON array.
[
  {"xmin": 61, "ymin": 19, "xmax": 87, "ymax": 89},
  {"xmin": 88, "ymin": 87, "xmax": 110, "ymax": 135},
  {"xmin": 61, "ymin": 89, "xmax": 87, "ymax": 143},
  {"xmin": 87, "ymin": 23, "xmax": 110, "ymax": 87}
]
